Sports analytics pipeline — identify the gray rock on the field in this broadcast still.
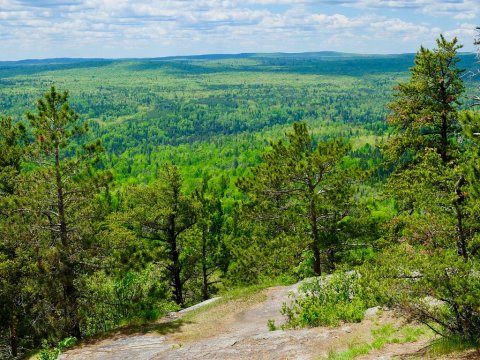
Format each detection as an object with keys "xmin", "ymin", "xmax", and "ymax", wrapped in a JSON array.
[
  {"xmin": 178, "ymin": 297, "xmax": 221, "ymax": 314},
  {"xmin": 364, "ymin": 306, "xmax": 381, "ymax": 318}
]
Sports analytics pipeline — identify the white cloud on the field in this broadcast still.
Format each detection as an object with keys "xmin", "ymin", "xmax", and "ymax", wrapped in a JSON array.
[
  {"xmin": 454, "ymin": 12, "xmax": 477, "ymax": 20},
  {"xmin": 445, "ymin": 23, "xmax": 478, "ymax": 39},
  {"xmin": 0, "ymin": 0, "xmax": 478, "ymax": 59}
]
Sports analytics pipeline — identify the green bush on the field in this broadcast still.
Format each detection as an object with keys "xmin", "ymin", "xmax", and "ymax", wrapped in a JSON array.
[
  {"xmin": 281, "ymin": 271, "xmax": 374, "ymax": 328},
  {"xmin": 38, "ymin": 337, "xmax": 77, "ymax": 360},
  {"xmin": 373, "ymin": 245, "xmax": 480, "ymax": 340},
  {"xmin": 79, "ymin": 264, "xmax": 176, "ymax": 336}
]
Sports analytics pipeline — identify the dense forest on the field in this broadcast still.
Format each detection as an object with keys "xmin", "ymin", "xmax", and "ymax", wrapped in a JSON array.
[{"xmin": 1, "ymin": 37, "xmax": 480, "ymax": 359}]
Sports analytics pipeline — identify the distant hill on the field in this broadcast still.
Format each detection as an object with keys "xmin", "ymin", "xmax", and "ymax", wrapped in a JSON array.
[
  {"xmin": 0, "ymin": 51, "xmax": 476, "ymax": 78},
  {"xmin": 0, "ymin": 50, "xmax": 477, "ymax": 185}
]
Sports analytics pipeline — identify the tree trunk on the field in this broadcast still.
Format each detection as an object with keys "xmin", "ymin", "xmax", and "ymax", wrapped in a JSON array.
[
  {"xmin": 312, "ymin": 241, "xmax": 322, "ymax": 276},
  {"xmin": 63, "ymin": 275, "xmax": 82, "ymax": 339},
  {"xmin": 440, "ymin": 113, "xmax": 448, "ymax": 164},
  {"xmin": 168, "ymin": 214, "xmax": 183, "ymax": 305},
  {"xmin": 454, "ymin": 203, "xmax": 468, "ymax": 262},
  {"xmin": 201, "ymin": 230, "xmax": 209, "ymax": 301},
  {"xmin": 170, "ymin": 240, "xmax": 183, "ymax": 305},
  {"xmin": 172, "ymin": 256, "xmax": 183, "ymax": 305},
  {"xmin": 308, "ymin": 181, "xmax": 322, "ymax": 276},
  {"xmin": 454, "ymin": 175, "xmax": 468, "ymax": 262},
  {"xmin": 327, "ymin": 248, "xmax": 336, "ymax": 271},
  {"xmin": 9, "ymin": 318, "xmax": 17, "ymax": 358},
  {"xmin": 55, "ymin": 145, "xmax": 80, "ymax": 338}
]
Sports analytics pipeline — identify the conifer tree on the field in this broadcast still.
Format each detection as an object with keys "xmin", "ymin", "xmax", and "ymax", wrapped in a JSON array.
[
  {"xmin": 0, "ymin": 116, "xmax": 29, "ymax": 357},
  {"xmin": 123, "ymin": 165, "xmax": 196, "ymax": 305},
  {"xmin": 238, "ymin": 122, "xmax": 356, "ymax": 275},
  {"xmin": 387, "ymin": 35, "xmax": 464, "ymax": 167},
  {"xmin": 385, "ymin": 36, "xmax": 471, "ymax": 257},
  {"xmin": 381, "ymin": 36, "xmax": 480, "ymax": 339},
  {"xmin": 193, "ymin": 178, "xmax": 224, "ymax": 300},
  {"xmin": 26, "ymin": 86, "xmax": 107, "ymax": 339}
]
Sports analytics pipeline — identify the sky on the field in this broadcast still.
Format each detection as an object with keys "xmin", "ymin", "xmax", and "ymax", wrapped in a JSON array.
[{"xmin": 0, "ymin": 0, "xmax": 478, "ymax": 60}]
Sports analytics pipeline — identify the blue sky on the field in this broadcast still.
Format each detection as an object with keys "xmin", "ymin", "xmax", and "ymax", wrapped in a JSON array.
[{"xmin": 0, "ymin": 0, "xmax": 478, "ymax": 60}]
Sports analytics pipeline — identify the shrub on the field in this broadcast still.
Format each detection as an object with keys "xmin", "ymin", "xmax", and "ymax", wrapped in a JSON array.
[
  {"xmin": 38, "ymin": 337, "xmax": 77, "ymax": 360},
  {"xmin": 79, "ymin": 264, "xmax": 175, "ymax": 336},
  {"xmin": 267, "ymin": 319, "xmax": 277, "ymax": 331},
  {"xmin": 281, "ymin": 271, "xmax": 374, "ymax": 328},
  {"xmin": 379, "ymin": 246, "xmax": 480, "ymax": 340}
]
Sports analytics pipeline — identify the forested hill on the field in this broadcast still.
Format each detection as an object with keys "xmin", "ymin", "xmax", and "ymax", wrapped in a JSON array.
[
  {"xmin": 0, "ymin": 52, "xmax": 477, "ymax": 76},
  {"xmin": 2, "ymin": 37, "xmax": 480, "ymax": 360},
  {"xmin": 0, "ymin": 52, "xmax": 477, "ymax": 186}
]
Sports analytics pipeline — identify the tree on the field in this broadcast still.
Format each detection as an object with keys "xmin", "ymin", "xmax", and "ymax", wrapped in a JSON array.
[
  {"xmin": 0, "ymin": 117, "xmax": 25, "ymax": 196},
  {"xmin": 0, "ymin": 116, "xmax": 29, "ymax": 357},
  {"xmin": 193, "ymin": 178, "xmax": 225, "ymax": 300},
  {"xmin": 381, "ymin": 36, "xmax": 480, "ymax": 340},
  {"xmin": 123, "ymin": 165, "xmax": 196, "ymax": 305},
  {"xmin": 385, "ymin": 35, "xmax": 472, "ymax": 259},
  {"xmin": 386, "ymin": 35, "xmax": 464, "ymax": 167},
  {"xmin": 237, "ymin": 122, "xmax": 356, "ymax": 276},
  {"xmin": 25, "ymin": 86, "xmax": 108, "ymax": 339}
]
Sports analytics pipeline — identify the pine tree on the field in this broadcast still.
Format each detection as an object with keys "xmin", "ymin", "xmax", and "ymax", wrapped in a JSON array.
[
  {"xmin": 0, "ymin": 116, "xmax": 28, "ymax": 357},
  {"xmin": 26, "ymin": 86, "xmax": 108, "ymax": 339},
  {"xmin": 381, "ymin": 36, "xmax": 480, "ymax": 339},
  {"xmin": 237, "ymin": 122, "xmax": 356, "ymax": 275},
  {"xmin": 123, "ymin": 165, "xmax": 196, "ymax": 305},
  {"xmin": 193, "ymin": 178, "xmax": 224, "ymax": 300},
  {"xmin": 387, "ymin": 35, "xmax": 464, "ymax": 167}
]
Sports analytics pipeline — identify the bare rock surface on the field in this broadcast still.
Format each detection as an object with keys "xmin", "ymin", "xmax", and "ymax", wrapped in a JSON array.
[{"xmin": 60, "ymin": 281, "xmax": 428, "ymax": 360}]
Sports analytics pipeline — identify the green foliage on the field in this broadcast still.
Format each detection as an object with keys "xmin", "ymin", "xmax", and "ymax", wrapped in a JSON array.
[
  {"xmin": 38, "ymin": 337, "xmax": 77, "ymax": 360},
  {"xmin": 281, "ymin": 271, "xmax": 372, "ymax": 328},
  {"xmin": 116, "ymin": 164, "xmax": 197, "ymax": 305},
  {"xmin": 386, "ymin": 35, "xmax": 465, "ymax": 167},
  {"xmin": 267, "ymin": 319, "xmax": 277, "ymax": 331},
  {"xmin": 428, "ymin": 335, "xmax": 479, "ymax": 356},
  {"xmin": 80, "ymin": 265, "xmax": 174, "ymax": 335},
  {"xmin": 327, "ymin": 343, "xmax": 371, "ymax": 360},
  {"xmin": 0, "ymin": 116, "xmax": 25, "ymax": 195},
  {"xmin": 1, "ymin": 45, "xmax": 479, "ymax": 357},
  {"xmin": 0, "ymin": 115, "xmax": 31, "ymax": 359},
  {"xmin": 236, "ymin": 122, "xmax": 360, "ymax": 277},
  {"xmin": 326, "ymin": 324, "xmax": 428, "ymax": 360},
  {"xmin": 191, "ymin": 177, "xmax": 228, "ymax": 301},
  {"xmin": 379, "ymin": 35, "xmax": 480, "ymax": 342},
  {"xmin": 4, "ymin": 53, "xmax": 476, "ymax": 189},
  {"xmin": 24, "ymin": 86, "xmax": 111, "ymax": 340},
  {"xmin": 375, "ymin": 245, "xmax": 480, "ymax": 338}
]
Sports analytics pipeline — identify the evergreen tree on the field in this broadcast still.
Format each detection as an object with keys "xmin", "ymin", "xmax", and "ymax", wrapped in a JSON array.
[
  {"xmin": 237, "ymin": 122, "xmax": 356, "ymax": 276},
  {"xmin": 381, "ymin": 36, "xmax": 480, "ymax": 339},
  {"xmin": 25, "ymin": 86, "xmax": 108, "ymax": 339},
  {"xmin": 386, "ymin": 35, "xmax": 464, "ymax": 167},
  {"xmin": 193, "ymin": 178, "xmax": 225, "ymax": 300},
  {"xmin": 0, "ymin": 116, "xmax": 29, "ymax": 357},
  {"xmin": 385, "ymin": 36, "xmax": 472, "ymax": 258},
  {"xmin": 123, "ymin": 165, "xmax": 196, "ymax": 305}
]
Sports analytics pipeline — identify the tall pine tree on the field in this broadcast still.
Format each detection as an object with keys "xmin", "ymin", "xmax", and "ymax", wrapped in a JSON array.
[{"xmin": 26, "ymin": 87, "xmax": 108, "ymax": 339}]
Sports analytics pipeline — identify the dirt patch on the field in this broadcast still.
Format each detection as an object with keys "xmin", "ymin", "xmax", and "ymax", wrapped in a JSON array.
[{"xmin": 169, "ymin": 289, "xmax": 267, "ymax": 343}]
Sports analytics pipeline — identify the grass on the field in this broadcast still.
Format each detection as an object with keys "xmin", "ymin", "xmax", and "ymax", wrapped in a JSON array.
[
  {"xmin": 426, "ymin": 336, "xmax": 480, "ymax": 358},
  {"xmin": 327, "ymin": 343, "xmax": 371, "ymax": 360},
  {"xmin": 325, "ymin": 323, "xmax": 430, "ymax": 360}
]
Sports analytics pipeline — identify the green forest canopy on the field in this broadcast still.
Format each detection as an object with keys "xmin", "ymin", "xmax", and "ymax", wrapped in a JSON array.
[{"xmin": 1, "ymin": 43, "xmax": 480, "ymax": 359}]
